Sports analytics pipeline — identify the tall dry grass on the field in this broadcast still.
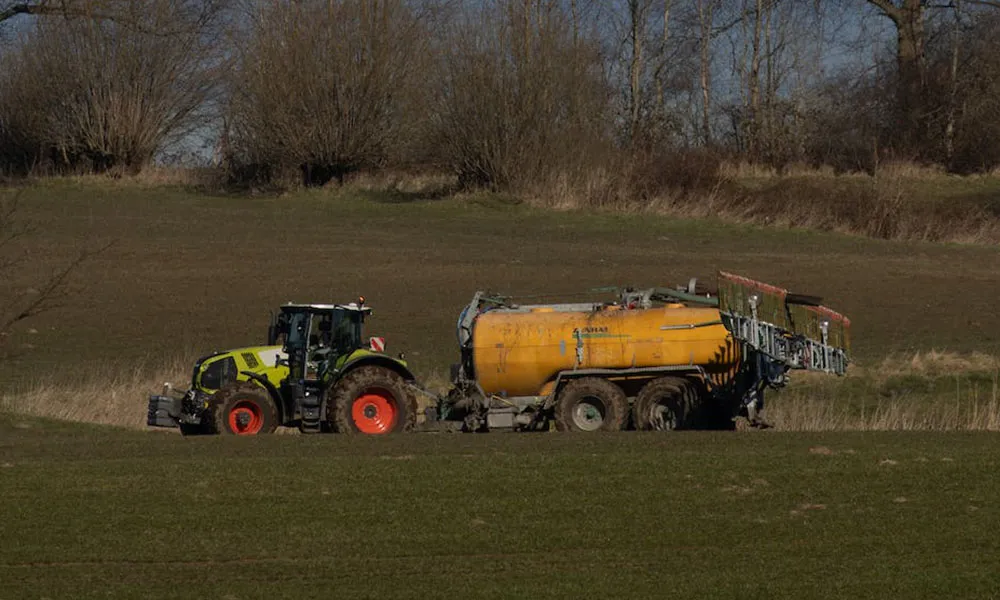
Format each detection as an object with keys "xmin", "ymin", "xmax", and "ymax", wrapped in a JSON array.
[
  {"xmin": 770, "ymin": 394, "xmax": 1000, "ymax": 431},
  {"xmin": 770, "ymin": 351, "xmax": 1000, "ymax": 431},
  {"xmin": 0, "ymin": 355, "xmax": 192, "ymax": 429},
  {"xmin": 520, "ymin": 158, "xmax": 1000, "ymax": 245},
  {"xmin": 2, "ymin": 350, "xmax": 998, "ymax": 432}
]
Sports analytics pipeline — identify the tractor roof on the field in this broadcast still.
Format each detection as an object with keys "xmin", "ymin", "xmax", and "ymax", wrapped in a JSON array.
[{"xmin": 280, "ymin": 302, "xmax": 372, "ymax": 313}]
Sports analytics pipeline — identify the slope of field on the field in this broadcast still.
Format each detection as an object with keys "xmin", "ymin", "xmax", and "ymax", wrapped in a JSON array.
[
  {"xmin": 1, "ymin": 413, "xmax": 998, "ymax": 599},
  {"xmin": 3, "ymin": 179, "xmax": 999, "ymax": 394}
]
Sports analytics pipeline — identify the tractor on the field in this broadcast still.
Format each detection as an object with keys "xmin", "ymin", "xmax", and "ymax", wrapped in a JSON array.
[{"xmin": 147, "ymin": 299, "xmax": 418, "ymax": 435}]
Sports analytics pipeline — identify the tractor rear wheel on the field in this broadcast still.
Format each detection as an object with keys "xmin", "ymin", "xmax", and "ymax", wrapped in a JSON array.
[
  {"xmin": 633, "ymin": 377, "xmax": 697, "ymax": 431},
  {"xmin": 554, "ymin": 378, "xmax": 628, "ymax": 432},
  {"xmin": 330, "ymin": 366, "xmax": 417, "ymax": 435},
  {"xmin": 209, "ymin": 384, "xmax": 279, "ymax": 436}
]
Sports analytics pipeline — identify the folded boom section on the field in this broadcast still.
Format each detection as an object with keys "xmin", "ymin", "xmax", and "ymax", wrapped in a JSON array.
[{"xmin": 718, "ymin": 271, "xmax": 850, "ymax": 375}]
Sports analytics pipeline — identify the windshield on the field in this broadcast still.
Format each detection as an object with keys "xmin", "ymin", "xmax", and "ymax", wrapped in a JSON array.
[
  {"xmin": 326, "ymin": 311, "xmax": 362, "ymax": 353},
  {"xmin": 281, "ymin": 308, "xmax": 364, "ymax": 354}
]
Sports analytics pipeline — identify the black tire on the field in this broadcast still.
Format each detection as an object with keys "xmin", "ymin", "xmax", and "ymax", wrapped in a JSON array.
[
  {"xmin": 554, "ymin": 378, "xmax": 628, "ymax": 432},
  {"xmin": 633, "ymin": 377, "xmax": 698, "ymax": 431},
  {"xmin": 179, "ymin": 422, "xmax": 210, "ymax": 436},
  {"xmin": 208, "ymin": 384, "xmax": 279, "ymax": 436},
  {"xmin": 330, "ymin": 366, "xmax": 417, "ymax": 435},
  {"xmin": 692, "ymin": 399, "xmax": 738, "ymax": 431}
]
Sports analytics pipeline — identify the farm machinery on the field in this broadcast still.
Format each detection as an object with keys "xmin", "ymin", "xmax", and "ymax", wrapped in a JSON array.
[
  {"xmin": 148, "ymin": 300, "xmax": 417, "ymax": 435},
  {"xmin": 147, "ymin": 272, "xmax": 850, "ymax": 435}
]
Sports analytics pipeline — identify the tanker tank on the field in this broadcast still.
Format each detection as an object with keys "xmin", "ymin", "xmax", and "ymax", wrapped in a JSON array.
[{"xmin": 443, "ymin": 273, "xmax": 850, "ymax": 433}]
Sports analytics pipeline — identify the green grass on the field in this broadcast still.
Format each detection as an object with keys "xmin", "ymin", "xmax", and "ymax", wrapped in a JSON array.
[
  {"xmin": 1, "ymin": 413, "xmax": 999, "ymax": 599},
  {"xmin": 3, "ymin": 179, "xmax": 1000, "ymax": 599},
  {"xmin": 3, "ymin": 179, "xmax": 1000, "ymax": 392}
]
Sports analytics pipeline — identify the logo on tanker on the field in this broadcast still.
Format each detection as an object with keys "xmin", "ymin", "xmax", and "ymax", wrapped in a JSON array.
[
  {"xmin": 574, "ymin": 326, "xmax": 609, "ymax": 335},
  {"xmin": 572, "ymin": 326, "xmax": 629, "ymax": 339}
]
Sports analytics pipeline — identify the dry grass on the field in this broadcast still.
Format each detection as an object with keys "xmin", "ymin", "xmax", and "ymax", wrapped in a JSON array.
[
  {"xmin": 771, "ymin": 392, "xmax": 1000, "ymax": 431},
  {"xmin": 869, "ymin": 349, "xmax": 1000, "ymax": 379},
  {"xmin": 20, "ymin": 158, "xmax": 999, "ymax": 245},
  {"xmin": 6, "ymin": 167, "xmax": 222, "ymax": 189},
  {"xmin": 5, "ymin": 352, "xmax": 998, "ymax": 432},
  {"xmin": 717, "ymin": 159, "xmax": 953, "ymax": 181},
  {"xmin": 0, "ymin": 360, "xmax": 453, "ymax": 431},
  {"xmin": 771, "ymin": 351, "xmax": 1000, "ymax": 431},
  {"xmin": 718, "ymin": 160, "xmax": 840, "ymax": 180},
  {"xmin": 339, "ymin": 170, "xmax": 458, "ymax": 200},
  {"xmin": 670, "ymin": 178, "xmax": 999, "ymax": 245},
  {"xmin": 0, "ymin": 355, "xmax": 192, "ymax": 429},
  {"xmin": 519, "ymin": 160, "xmax": 1000, "ymax": 245}
]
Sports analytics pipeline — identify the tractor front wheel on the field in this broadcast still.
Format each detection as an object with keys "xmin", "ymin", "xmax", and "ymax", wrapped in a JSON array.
[
  {"xmin": 330, "ymin": 366, "xmax": 417, "ymax": 435},
  {"xmin": 209, "ymin": 384, "xmax": 279, "ymax": 436}
]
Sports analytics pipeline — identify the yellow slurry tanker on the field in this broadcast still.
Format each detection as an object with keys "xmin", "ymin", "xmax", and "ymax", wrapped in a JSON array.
[{"xmin": 433, "ymin": 272, "xmax": 849, "ymax": 432}]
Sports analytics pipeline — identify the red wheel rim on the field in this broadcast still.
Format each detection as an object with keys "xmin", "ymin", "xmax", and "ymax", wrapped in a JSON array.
[
  {"xmin": 351, "ymin": 389, "xmax": 398, "ymax": 434},
  {"xmin": 228, "ymin": 400, "xmax": 264, "ymax": 435}
]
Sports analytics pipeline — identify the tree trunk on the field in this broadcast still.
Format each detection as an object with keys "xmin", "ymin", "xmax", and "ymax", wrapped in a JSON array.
[
  {"xmin": 747, "ymin": 0, "xmax": 763, "ymax": 160},
  {"xmin": 868, "ymin": 0, "xmax": 927, "ymax": 155},
  {"xmin": 628, "ymin": 0, "xmax": 648, "ymax": 147},
  {"xmin": 944, "ymin": 0, "xmax": 962, "ymax": 166},
  {"xmin": 697, "ymin": 0, "xmax": 714, "ymax": 145},
  {"xmin": 655, "ymin": 0, "xmax": 672, "ymax": 117}
]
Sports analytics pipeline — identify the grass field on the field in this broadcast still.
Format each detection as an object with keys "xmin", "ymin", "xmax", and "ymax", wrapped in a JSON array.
[
  {"xmin": 2, "ymin": 413, "xmax": 999, "ymax": 599},
  {"xmin": 2, "ymin": 179, "xmax": 1000, "ymax": 598}
]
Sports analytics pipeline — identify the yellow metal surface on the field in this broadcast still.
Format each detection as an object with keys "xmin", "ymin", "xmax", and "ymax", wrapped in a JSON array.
[{"xmin": 471, "ymin": 305, "xmax": 739, "ymax": 397}]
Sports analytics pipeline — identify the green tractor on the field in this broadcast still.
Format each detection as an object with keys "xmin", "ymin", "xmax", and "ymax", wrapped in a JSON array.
[{"xmin": 148, "ymin": 300, "xmax": 418, "ymax": 435}]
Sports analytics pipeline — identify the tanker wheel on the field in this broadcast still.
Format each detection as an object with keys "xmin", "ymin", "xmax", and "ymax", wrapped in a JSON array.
[
  {"xmin": 331, "ymin": 366, "xmax": 417, "ymax": 435},
  {"xmin": 554, "ymin": 378, "xmax": 628, "ymax": 432},
  {"xmin": 209, "ymin": 384, "xmax": 279, "ymax": 436},
  {"xmin": 633, "ymin": 377, "xmax": 697, "ymax": 431}
]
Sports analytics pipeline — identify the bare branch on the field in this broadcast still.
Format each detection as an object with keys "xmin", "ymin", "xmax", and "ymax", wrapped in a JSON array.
[
  {"xmin": 0, "ymin": 2, "xmax": 38, "ymax": 24},
  {"xmin": 1, "ymin": 1, "xmax": 119, "ymax": 25},
  {"xmin": 0, "ymin": 239, "xmax": 115, "ymax": 342},
  {"xmin": 866, "ymin": 0, "xmax": 902, "ymax": 20}
]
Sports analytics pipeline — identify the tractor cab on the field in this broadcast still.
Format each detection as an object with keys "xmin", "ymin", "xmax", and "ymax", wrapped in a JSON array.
[
  {"xmin": 279, "ymin": 301, "xmax": 370, "ymax": 376},
  {"xmin": 277, "ymin": 300, "xmax": 374, "ymax": 432}
]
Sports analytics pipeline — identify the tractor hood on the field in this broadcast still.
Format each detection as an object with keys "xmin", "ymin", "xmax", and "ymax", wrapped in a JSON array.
[{"xmin": 192, "ymin": 345, "xmax": 288, "ymax": 393}]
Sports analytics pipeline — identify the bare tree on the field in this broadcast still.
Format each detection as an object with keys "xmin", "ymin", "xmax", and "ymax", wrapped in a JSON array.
[
  {"xmin": 225, "ymin": 0, "xmax": 427, "ymax": 186},
  {"xmin": 0, "ymin": 0, "xmax": 228, "ymax": 174},
  {"xmin": 858, "ymin": 1, "xmax": 994, "ymax": 154},
  {"xmin": 430, "ymin": 0, "xmax": 610, "ymax": 191}
]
